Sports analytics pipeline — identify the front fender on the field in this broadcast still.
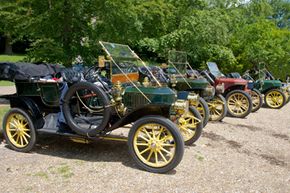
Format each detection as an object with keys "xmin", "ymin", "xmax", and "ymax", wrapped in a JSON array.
[{"xmin": 108, "ymin": 104, "xmax": 171, "ymax": 131}]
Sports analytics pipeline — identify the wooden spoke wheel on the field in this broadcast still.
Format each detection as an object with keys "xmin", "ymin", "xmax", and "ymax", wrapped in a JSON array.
[
  {"xmin": 264, "ymin": 89, "xmax": 286, "ymax": 109},
  {"xmin": 128, "ymin": 116, "xmax": 184, "ymax": 173},
  {"xmin": 250, "ymin": 89, "xmax": 263, "ymax": 112},
  {"xmin": 226, "ymin": 90, "xmax": 252, "ymax": 118},
  {"xmin": 177, "ymin": 107, "xmax": 203, "ymax": 145},
  {"xmin": 3, "ymin": 108, "xmax": 36, "ymax": 152},
  {"xmin": 192, "ymin": 98, "xmax": 210, "ymax": 127},
  {"xmin": 208, "ymin": 94, "xmax": 227, "ymax": 121}
]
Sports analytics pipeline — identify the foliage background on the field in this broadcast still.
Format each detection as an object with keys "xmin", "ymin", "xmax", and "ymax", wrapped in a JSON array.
[{"xmin": 0, "ymin": 0, "xmax": 289, "ymax": 79}]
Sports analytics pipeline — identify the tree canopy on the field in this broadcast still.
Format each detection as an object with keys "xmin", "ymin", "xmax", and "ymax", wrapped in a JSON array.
[{"xmin": 0, "ymin": 0, "xmax": 289, "ymax": 79}]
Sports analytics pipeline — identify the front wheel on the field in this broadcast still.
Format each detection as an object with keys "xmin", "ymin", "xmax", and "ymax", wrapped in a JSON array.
[
  {"xmin": 128, "ymin": 116, "xmax": 184, "ymax": 173},
  {"xmin": 177, "ymin": 107, "xmax": 203, "ymax": 146},
  {"xmin": 207, "ymin": 94, "xmax": 227, "ymax": 122},
  {"xmin": 2, "ymin": 108, "xmax": 37, "ymax": 152},
  {"xmin": 250, "ymin": 89, "xmax": 263, "ymax": 112},
  {"xmin": 194, "ymin": 98, "xmax": 210, "ymax": 127},
  {"xmin": 226, "ymin": 90, "xmax": 253, "ymax": 118},
  {"xmin": 264, "ymin": 89, "xmax": 286, "ymax": 109}
]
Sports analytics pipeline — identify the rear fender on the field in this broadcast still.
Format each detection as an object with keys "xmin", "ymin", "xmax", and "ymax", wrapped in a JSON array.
[
  {"xmin": 224, "ymin": 85, "xmax": 246, "ymax": 96},
  {"xmin": 9, "ymin": 96, "xmax": 44, "ymax": 129}
]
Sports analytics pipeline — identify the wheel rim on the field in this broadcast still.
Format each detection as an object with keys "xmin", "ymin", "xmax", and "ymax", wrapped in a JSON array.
[
  {"xmin": 208, "ymin": 97, "xmax": 225, "ymax": 121},
  {"xmin": 250, "ymin": 90, "xmax": 261, "ymax": 111},
  {"xmin": 5, "ymin": 113, "xmax": 31, "ymax": 148},
  {"xmin": 178, "ymin": 111, "xmax": 201, "ymax": 142},
  {"xmin": 266, "ymin": 91, "xmax": 284, "ymax": 108},
  {"xmin": 133, "ymin": 124, "xmax": 176, "ymax": 168},
  {"xmin": 227, "ymin": 93, "xmax": 250, "ymax": 116}
]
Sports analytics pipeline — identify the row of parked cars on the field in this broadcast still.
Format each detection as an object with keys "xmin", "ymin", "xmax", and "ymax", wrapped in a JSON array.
[{"xmin": 0, "ymin": 41, "xmax": 289, "ymax": 173}]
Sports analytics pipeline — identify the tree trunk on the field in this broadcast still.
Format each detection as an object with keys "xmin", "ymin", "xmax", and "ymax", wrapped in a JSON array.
[
  {"xmin": 4, "ymin": 34, "xmax": 13, "ymax": 55},
  {"xmin": 62, "ymin": 0, "xmax": 73, "ymax": 67}
]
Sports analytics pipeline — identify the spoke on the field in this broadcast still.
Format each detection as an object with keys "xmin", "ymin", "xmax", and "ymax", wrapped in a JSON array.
[
  {"xmin": 140, "ymin": 147, "xmax": 150, "ymax": 155},
  {"xmin": 156, "ymin": 127, "xmax": 164, "ymax": 140},
  {"xmin": 136, "ymin": 142, "xmax": 149, "ymax": 146},
  {"xmin": 154, "ymin": 151, "xmax": 159, "ymax": 164},
  {"xmin": 214, "ymin": 109, "xmax": 221, "ymax": 116},
  {"xmin": 9, "ymin": 122, "xmax": 17, "ymax": 128},
  {"xmin": 160, "ymin": 147, "xmax": 172, "ymax": 155},
  {"xmin": 16, "ymin": 134, "xmax": 20, "ymax": 143},
  {"xmin": 20, "ymin": 135, "xmax": 23, "ymax": 146},
  {"xmin": 138, "ymin": 135, "xmax": 149, "ymax": 142},
  {"xmin": 142, "ymin": 128, "xmax": 152, "ymax": 139},
  {"xmin": 146, "ymin": 150, "xmax": 154, "ymax": 161},
  {"xmin": 22, "ymin": 134, "xmax": 29, "ymax": 144},
  {"xmin": 161, "ymin": 143, "xmax": 175, "ymax": 147},
  {"xmin": 23, "ymin": 131, "xmax": 31, "ymax": 138},
  {"xmin": 158, "ymin": 151, "xmax": 168, "ymax": 162},
  {"xmin": 12, "ymin": 132, "xmax": 18, "ymax": 138}
]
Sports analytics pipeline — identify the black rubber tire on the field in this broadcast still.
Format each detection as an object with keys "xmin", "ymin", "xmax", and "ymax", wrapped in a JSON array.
[
  {"xmin": 128, "ymin": 116, "xmax": 184, "ymax": 173},
  {"xmin": 208, "ymin": 94, "xmax": 227, "ymax": 122},
  {"xmin": 62, "ymin": 82, "xmax": 111, "ymax": 136},
  {"xmin": 2, "ymin": 108, "xmax": 37, "ymax": 152},
  {"xmin": 250, "ymin": 89, "xmax": 263, "ymax": 113},
  {"xmin": 184, "ymin": 106, "xmax": 203, "ymax": 146},
  {"xmin": 264, "ymin": 89, "xmax": 286, "ymax": 109},
  {"xmin": 226, "ymin": 90, "xmax": 253, "ymax": 118},
  {"xmin": 195, "ymin": 97, "xmax": 210, "ymax": 127}
]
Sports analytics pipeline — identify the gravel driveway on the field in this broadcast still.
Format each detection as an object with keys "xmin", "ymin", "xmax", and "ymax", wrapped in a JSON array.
[{"xmin": 0, "ymin": 92, "xmax": 289, "ymax": 192}]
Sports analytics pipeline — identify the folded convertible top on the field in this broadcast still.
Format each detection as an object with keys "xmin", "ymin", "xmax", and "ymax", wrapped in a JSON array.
[{"xmin": 0, "ymin": 62, "xmax": 63, "ymax": 81}]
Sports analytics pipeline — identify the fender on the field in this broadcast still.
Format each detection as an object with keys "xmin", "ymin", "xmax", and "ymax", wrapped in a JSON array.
[
  {"xmin": 104, "ymin": 104, "xmax": 171, "ymax": 133},
  {"xmin": 9, "ymin": 96, "xmax": 45, "ymax": 129}
]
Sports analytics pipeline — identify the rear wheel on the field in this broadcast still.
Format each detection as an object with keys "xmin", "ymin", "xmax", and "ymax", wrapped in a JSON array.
[
  {"xmin": 2, "ymin": 108, "xmax": 36, "ymax": 152},
  {"xmin": 193, "ymin": 98, "xmax": 209, "ymax": 127},
  {"xmin": 250, "ymin": 89, "xmax": 263, "ymax": 112},
  {"xmin": 226, "ymin": 90, "xmax": 252, "ymax": 118},
  {"xmin": 128, "ymin": 116, "xmax": 184, "ymax": 173},
  {"xmin": 264, "ymin": 89, "xmax": 286, "ymax": 109},
  {"xmin": 208, "ymin": 94, "xmax": 227, "ymax": 122},
  {"xmin": 177, "ymin": 107, "xmax": 203, "ymax": 145}
]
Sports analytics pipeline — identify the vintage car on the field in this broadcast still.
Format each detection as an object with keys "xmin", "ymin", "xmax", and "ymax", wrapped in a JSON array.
[
  {"xmin": 201, "ymin": 62, "xmax": 253, "ymax": 118},
  {"xmin": 138, "ymin": 50, "xmax": 227, "ymax": 123},
  {"xmin": 95, "ymin": 42, "xmax": 203, "ymax": 146},
  {"xmin": 0, "ymin": 51, "xmax": 192, "ymax": 173},
  {"xmin": 241, "ymin": 66, "xmax": 289, "ymax": 109}
]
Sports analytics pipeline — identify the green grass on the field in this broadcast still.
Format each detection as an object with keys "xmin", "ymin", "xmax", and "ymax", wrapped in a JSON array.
[
  {"xmin": 0, "ymin": 81, "xmax": 14, "ymax": 86},
  {"xmin": 0, "ymin": 106, "xmax": 10, "ymax": 130},
  {"xmin": 0, "ymin": 55, "xmax": 25, "ymax": 62}
]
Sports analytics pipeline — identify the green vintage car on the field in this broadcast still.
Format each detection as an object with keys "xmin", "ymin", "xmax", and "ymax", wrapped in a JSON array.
[
  {"xmin": 242, "ymin": 66, "xmax": 289, "ymax": 109},
  {"xmin": 96, "ymin": 41, "xmax": 204, "ymax": 146},
  {"xmin": 0, "ymin": 41, "xmax": 203, "ymax": 173},
  {"xmin": 138, "ymin": 51, "xmax": 227, "ymax": 124}
]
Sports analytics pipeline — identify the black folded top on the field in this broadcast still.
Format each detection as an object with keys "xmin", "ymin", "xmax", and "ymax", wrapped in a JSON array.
[{"xmin": 0, "ymin": 62, "xmax": 63, "ymax": 81}]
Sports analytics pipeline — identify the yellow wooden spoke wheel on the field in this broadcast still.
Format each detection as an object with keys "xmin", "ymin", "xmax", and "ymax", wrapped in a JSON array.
[
  {"xmin": 249, "ymin": 89, "xmax": 262, "ymax": 112},
  {"xmin": 128, "ymin": 116, "xmax": 184, "ymax": 173},
  {"xmin": 208, "ymin": 94, "xmax": 227, "ymax": 121},
  {"xmin": 264, "ymin": 89, "xmax": 286, "ymax": 109},
  {"xmin": 226, "ymin": 90, "xmax": 252, "ymax": 118},
  {"xmin": 191, "ymin": 98, "xmax": 209, "ymax": 127},
  {"xmin": 3, "ymin": 108, "xmax": 36, "ymax": 152}
]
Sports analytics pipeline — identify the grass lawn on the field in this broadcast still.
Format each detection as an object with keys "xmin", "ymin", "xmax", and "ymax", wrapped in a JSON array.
[
  {"xmin": 0, "ymin": 81, "xmax": 14, "ymax": 86},
  {"xmin": 0, "ymin": 106, "xmax": 9, "ymax": 131},
  {"xmin": 0, "ymin": 55, "xmax": 25, "ymax": 62}
]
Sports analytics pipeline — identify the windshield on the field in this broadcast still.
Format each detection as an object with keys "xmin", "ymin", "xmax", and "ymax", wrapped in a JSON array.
[
  {"xmin": 100, "ymin": 42, "xmax": 141, "ymax": 74},
  {"xmin": 207, "ymin": 62, "xmax": 224, "ymax": 77},
  {"xmin": 168, "ymin": 50, "xmax": 187, "ymax": 74}
]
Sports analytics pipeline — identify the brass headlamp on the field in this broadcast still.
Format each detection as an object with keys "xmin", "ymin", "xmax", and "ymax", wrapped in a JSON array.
[
  {"xmin": 172, "ymin": 99, "xmax": 189, "ymax": 116},
  {"xmin": 187, "ymin": 92, "xmax": 199, "ymax": 106}
]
